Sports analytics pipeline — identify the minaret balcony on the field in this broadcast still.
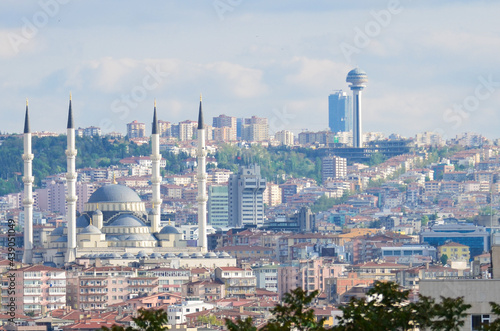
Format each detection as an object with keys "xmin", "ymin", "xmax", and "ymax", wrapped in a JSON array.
[
  {"xmin": 66, "ymin": 173, "xmax": 78, "ymax": 180},
  {"xmin": 65, "ymin": 150, "xmax": 77, "ymax": 157},
  {"xmin": 22, "ymin": 153, "xmax": 34, "ymax": 161},
  {"xmin": 22, "ymin": 176, "xmax": 34, "ymax": 184}
]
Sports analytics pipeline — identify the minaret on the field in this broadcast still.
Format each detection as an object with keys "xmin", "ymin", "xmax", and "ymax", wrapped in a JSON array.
[
  {"xmin": 22, "ymin": 99, "xmax": 34, "ymax": 264},
  {"xmin": 65, "ymin": 94, "xmax": 77, "ymax": 263},
  {"xmin": 346, "ymin": 68, "xmax": 368, "ymax": 148},
  {"xmin": 196, "ymin": 95, "xmax": 208, "ymax": 252},
  {"xmin": 150, "ymin": 100, "xmax": 162, "ymax": 233}
]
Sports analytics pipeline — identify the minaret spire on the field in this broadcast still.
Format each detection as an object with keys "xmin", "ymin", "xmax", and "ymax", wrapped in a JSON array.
[
  {"xmin": 152, "ymin": 99, "xmax": 159, "ymax": 135},
  {"xmin": 22, "ymin": 99, "xmax": 34, "ymax": 264},
  {"xmin": 67, "ymin": 93, "xmax": 74, "ymax": 129},
  {"xmin": 196, "ymin": 95, "xmax": 208, "ymax": 252},
  {"xmin": 197, "ymin": 94, "xmax": 204, "ymax": 130},
  {"xmin": 150, "ymin": 100, "xmax": 162, "ymax": 233},
  {"xmin": 65, "ymin": 94, "xmax": 77, "ymax": 263},
  {"xmin": 24, "ymin": 99, "xmax": 30, "ymax": 133}
]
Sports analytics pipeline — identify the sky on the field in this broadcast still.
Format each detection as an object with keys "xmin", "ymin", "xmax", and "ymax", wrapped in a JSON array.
[{"xmin": 1, "ymin": 0, "xmax": 499, "ymax": 140}]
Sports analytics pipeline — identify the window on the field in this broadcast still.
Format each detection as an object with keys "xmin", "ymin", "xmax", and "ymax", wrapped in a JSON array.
[{"xmin": 472, "ymin": 314, "xmax": 490, "ymax": 330}]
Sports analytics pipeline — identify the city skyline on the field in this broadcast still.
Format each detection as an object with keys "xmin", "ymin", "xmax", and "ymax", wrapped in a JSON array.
[{"xmin": 0, "ymin": 1, "xmax": 499, "ymax": 139}]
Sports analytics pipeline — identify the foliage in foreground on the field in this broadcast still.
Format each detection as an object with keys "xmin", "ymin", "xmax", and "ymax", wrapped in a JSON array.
[
  {"xmin": 99, "ymin": 282, "xmax": 500, "ymax": 331},
  {"xmin": 227, "ymin": 281, "xmax": 475, "ymax": 331},
  {"xmin": 100, "ymin": 308, "xmax": 169, "ymax": 331}
]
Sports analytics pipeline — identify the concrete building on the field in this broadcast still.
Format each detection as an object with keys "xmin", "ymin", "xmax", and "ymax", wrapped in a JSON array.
[
  {"xmin": 215, "ymin": 267, "xmax": 256, "ymax": 298},
  {"xmin": 1, "ymin": 265, "xmax": 66, "ymax": 316},
  {"xmin": 213, "ymin": 114, "xmax": 237, "ymax": 141},
  {"xmin": 322, "ymin": 156, "xmax": 347, "ymax": 182},
  {"xmin": 208, "ymin": 185, "xmax": 229, "ymax": 228},
  {"xmin": 328, "ymin": 90, "xmax": 352, "ymax": 133},
  {"xmin": 275, "ymin": 130, "xmax": 294, "ymax": 146},
  {"xmin": 420, "ymin": 279, "xmax": 500, "ymax": 331},
  {"xmin": 421, "ymin": 224, "xmax": 489, "ymax": 258},
  {"xmin": 127, "ymin": 120, "xmax": 145, "ymax": 138},
  {"xmin": 253, "ymin": 264, "xmax": 279, "ymax": 293},
  {"xmin": 167, "ymin": 299, "xmax": 214, "ymax": 325},
  {"xmin": 228, "ymin": 164, "xmax": 266, "ymax": 228},
  {"xmin": 241, "ymin": 116, "xmax": 269, "ymax": 142}
]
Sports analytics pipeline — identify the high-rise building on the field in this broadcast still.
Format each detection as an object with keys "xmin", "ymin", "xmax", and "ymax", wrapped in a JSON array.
[
  {"xmin": 322, "ymin": 156, "xmax": 347, "ymax": 182},
  {"xmin": 241, "ymin": 116, "xmax": 269, "ymax": 142},
  {"xmin": 158, "ymin": 120, "xmax": 171, "ymax": 137},
  {"xmin": 346, "ymin": 68, "xmax": 368, "ymax": 148},
  {"xmin": 275, "ymin": 130, "xmax": 294, "ymax": 146},
  {"xmin": 208, "ymin": 185, "xmax": 229, "ymax": 228},
  {"xmin": 328, "ymin": 90, "xmax": 352, "ymax": 133},
  {"xmin": 213, "ymin": 114, "xmax": 237, "ymax": 141},
  {"xmin": 228, "ymin": 164, "xmax": 266, "ymax": 228},
  {"xmin": 178, "ymin": 120, "xmax": 197, "ymax": 141},
  {"xmin": 127, "ymin": 120, "xmax": 145, "ymax": 138}
]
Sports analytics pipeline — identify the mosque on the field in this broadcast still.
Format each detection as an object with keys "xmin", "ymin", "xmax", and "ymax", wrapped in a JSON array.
[{"xmin": 22, "ymin": 97, "xmax": 233, "ymax": 268}]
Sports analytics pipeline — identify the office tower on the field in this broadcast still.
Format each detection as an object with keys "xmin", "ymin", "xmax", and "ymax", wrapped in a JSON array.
[
  {"xmin": 196, "ymin": 96, "xmax": 208, "ymax": 252},
  {"xmin": 213, "ymin": 114, "xmax": 237, "ymax": 141},
  {"xmin": 328, "ymin": 90, "xmax": 352, "ymax": 133},
  {"xmin": 127, "ymin": 120, "xmax": 146, "ymax": 138},
  {"xmin": 228, "ymin": 164, "xmax": 266, "ymax": 228},
  {"xmin": 346, "ymin": 68, "xmax": 368, "ymax": 148},
  {"xmin": 208, "ymin": 185, "xmax": 229, "ymax": 228},
  {"xmin": 22, "ymin": 100, "xmax": 34, "ymax": 264},
  {"xmin": 321, "ymin": 156, "xmax": 347, "ymax": 182}
]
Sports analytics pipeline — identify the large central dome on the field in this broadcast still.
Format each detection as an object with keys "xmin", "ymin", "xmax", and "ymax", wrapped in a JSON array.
[{"xmin": 88, "ymin": 184, "xmax": 141, "ymax": 203}]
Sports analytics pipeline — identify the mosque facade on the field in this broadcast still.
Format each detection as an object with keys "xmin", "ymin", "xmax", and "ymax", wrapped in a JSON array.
[{"xmin": 23, "ymin": 98, "xmax": 228, "ymax": 268}]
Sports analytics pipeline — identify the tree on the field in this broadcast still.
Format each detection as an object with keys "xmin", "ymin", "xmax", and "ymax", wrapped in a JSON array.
[
  {"xmin": 440, "ymin": 254, "xmax": 449, "ymax": 265},
  {"xmin": 100, "ymin": 308, "xmax": 169, "ymax": 331},
  {"xmin": 262, "ymin": 288, "xmax": 326, "ymax": 331},
  {"xmin": 333, "ymin": 281, "xmax": 471, "ymax": 331},
  {"xmin": 226, "ymin": 288, "xmax": 326, "ymax": 331},
  {"xmin": 421, "ymin": 215, "xmax": 430, "ymax": 226},
  {"xmin": 225, "ymin": 317, "xmax": 257, "ymax": 331},
  {"xmin": 483, "ymin": 302, "xmax": 500, "ymax": 330}
]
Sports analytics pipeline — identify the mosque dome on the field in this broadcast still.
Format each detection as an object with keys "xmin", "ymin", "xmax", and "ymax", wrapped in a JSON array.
[
  {"xmin": 80, "ymin": 225, "xmax": 102, "ymax": 235},
  {"xmin": 76, "ymin": 215, "xmax": 90, "ymax": 228},
  {"xmin": 88, "ymin": 184, "xmax": 141, "ymax": 203},
  {"xmin": 159, "ymin": 225, "xmax": 180, "ymax": 235},
  {"xmin": 50, "ymin": 227, "xmax": 65, "ymax": 236},
  {"xmin": 108, "ymin": 214, "xmax": 146, "ymax": 227}
]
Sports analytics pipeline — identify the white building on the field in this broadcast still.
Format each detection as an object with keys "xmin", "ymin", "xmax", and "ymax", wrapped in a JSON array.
[{"xmin": 167, "ymin": 299, "xmax": 214, "ymax": 325}]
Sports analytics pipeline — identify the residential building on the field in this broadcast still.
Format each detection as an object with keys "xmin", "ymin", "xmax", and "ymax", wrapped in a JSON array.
[
  {"xmin": 1, "ymin": 265, "xmax": 66, "ymax": 315},
  {"xmin": 322, "ymin": 156, "xmax": 347, "ymax": 182},
  {"xmin": 241, "ymin": 116, "xmax": 269, "ymax": 142},
  {"xmin": 215, "ymin": 267, "xmax": 256, "ymax": 298},
  {"xmin": 438, "ymin": 242, "xmax": 470, "ymax": 262},
  {"xmin": 127, "ymin": 120, "xmax": 145, "ymax": 138},
  {"xmin": 275, "ymin": 130, "xmax": 294, "ymax": 146},
  {"xmin": 213, "ymin": 114, "xmax": 237, "ymax": 141}
]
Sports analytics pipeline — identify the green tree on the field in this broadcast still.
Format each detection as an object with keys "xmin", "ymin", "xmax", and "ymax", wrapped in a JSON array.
[
  {"xmin": 225, "ymin": 317, "xmax": 257, "ymax": 331},
  {"xmin": 421, "ymin": 215, "xmax": 430, "ymax": 226},
  {"xmin": 333, "ymin": 281, "xmax": 471, "ymax": 331},
  {"xmin": 100, "ymin": 308, "xmax": 169, "ymax": 331},
  {"xmin": 262, "ymin": 288, "xmax": 326, "ymax": 331},
  {"xmin": 483, "ymin": 302, "xmax": 500, "ymax": 330},
  {"xmin": 440, "ymin": 254, "xmax": 449, "ymax": 265}
]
